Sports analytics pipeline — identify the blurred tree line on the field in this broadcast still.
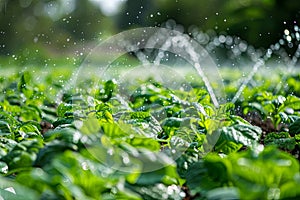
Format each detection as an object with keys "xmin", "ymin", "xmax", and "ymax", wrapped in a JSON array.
[{"xmin": 0, "ymin": 0, "xmax": 299, "ymax": 58}]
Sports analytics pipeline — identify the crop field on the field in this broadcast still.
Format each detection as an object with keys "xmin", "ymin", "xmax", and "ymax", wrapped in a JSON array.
[
  {"xmin": 0, "ymin": 64, "xmax": 300, "ymax": 199},
  {"xmin": 2, "ymin": 0, "xmax": 300, "ymax": 199}
]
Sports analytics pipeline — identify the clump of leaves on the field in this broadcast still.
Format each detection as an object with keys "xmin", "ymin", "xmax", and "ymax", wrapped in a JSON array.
[
  {"xmin": 186, "ymin": 146, "xmax": 300, "ymax": 199},
  {"xmin": 242, "ymin": 93, "xmax": 300, "ymax": 130},
  {"xmin": 264, "ymin": 132, "xmax": 296, "ymax": 151}
]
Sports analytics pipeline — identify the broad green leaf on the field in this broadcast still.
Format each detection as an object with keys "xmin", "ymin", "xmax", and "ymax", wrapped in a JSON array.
[
  {"xmin": 101, "ymin": 122, "xmax": 127, "ymax": 138},
  {"xmin": 2, "ymin": 139, "xmax": 43, "ymax": 170},
  {"xmin": 205, "ymin": 187, "xmax": 239, "ymax": 200},
  {"xmin": 185, "ymin": 154, "xmax": 230, "ymax": 195},
  {"xmin": 57, "ymin": 103, "xmax": 73, "ymax": 118},
  {"xmin": 0, "ymin": 121, "xmax": 11, "ymax": 133},
  {"xmin": 243, "ymin": 102, "xmax": 266, "ymax": 118},
  {"xmin": 229, "ymin": 147, "xmax": 299, "ymax": 199},
  {"xmin": 18, "ymin": 72, "xmax": 33, "ymax": 99},
  {"xmin": 215, "ymin": 123, "xmax": 262, "ymax": 153},
  {"xmin": 0, "ymin": 138, "xmax": 18, "ymax": 157},
  {"xmin": 280, "ymin": 95, "xmax": 300, "ymax": 111},
  {"xmin": 44, "ymin": 128, "xmax": 82, "ymax": 144},
  {"xmin": 127, "ymin": 183, "xmax": 182, "ymax": 200},
  {"xmin": 34, "ymin": 140, "xmax": 77, "ymax": 167},
  {"xmin": 280, "ymin": 180, "xmax": 300, "ymax": 199},
  {"xmin": 99, "ymin": 80, "xmax": 117, "ymax": 102},
  {"xmin": 18, "ymin": 122, "xmax": 40, "ymax": 134},
  {"xmin": 289, "ymin": 118, "xmax": 300, "ymax": 136},
  {"xmin": 161, "ymin": 117, "xmax": 182, "ymax": 128},
  {"xmin": 135, "ymin": 153, "xmax": 180, "ymax": 186},
  {"xmin": 127, "ymin": 137, "xmax": 160, "ymax": 151},
  {"xmin": 53, "ymin": 118, "xmax": 74, "ymax": 127},
  {"xmin": 78, "ymin": 116, "xmax": 101, "ymax": 135},
  {"xmin": 0, "ymin": 111, "xmax": 19, "ymax": 127},
  {"xmin": 0, "ymin": 177, "xmax": 39, "ymax": 200},
  {"xmin": 20, "ymin": 105, "xmax": 42, "ymax": 122}
]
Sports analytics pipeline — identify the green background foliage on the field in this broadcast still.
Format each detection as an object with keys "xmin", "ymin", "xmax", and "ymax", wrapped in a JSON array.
[{"xmin": 1, "ymin": 0, "xmax": 300, "ymax": 57}]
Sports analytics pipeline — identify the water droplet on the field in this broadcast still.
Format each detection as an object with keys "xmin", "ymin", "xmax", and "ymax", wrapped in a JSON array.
[
  {"xmin": 267, "ymin": 49, "xmax": 272, "ymax": 55},
  {"xmin": 107, "ymin": 148, "xmax": 114, "ymax": 155},
  {"xmin": 81, "ymin": 162, "xmax": 88, "ymax": 170},
  {"xmin": 239, "ymin": 42, "xmax": 247, "ymax": 52},
  {"xmin": 279, "ymin": 39, "xmax": 284, "ymax": 45},
  {"xmin": 123, "ymin": 156, "xmax": 130, "ymax": 164},
  {"xmin": 284, "ymin": 29, "xmax": 290, "ymax": 35},
  {"xmin": 225, "ymin": 36, "xmax": 233, "ymax": 45},
  {"xmin": 295, "ymin": 32, "xmax": 300, "ymax": 40},
  {"xmin": 33, "ymin": 37, "xmax": 38, "ymax": 43},
  {"xmin": 218, "ymin": 35, "xmax": 226, "ymax": 43},
  {"xmin": 4, "ymin": 187, "xmax": 16, "ymax": 194}
]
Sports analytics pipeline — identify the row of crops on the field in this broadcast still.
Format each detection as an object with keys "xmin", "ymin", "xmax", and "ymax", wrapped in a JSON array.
[{"xmin": 1, "ymin": 67, "xmax": 300, "ymax": 199}]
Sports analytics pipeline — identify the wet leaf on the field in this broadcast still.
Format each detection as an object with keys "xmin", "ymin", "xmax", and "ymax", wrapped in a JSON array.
[
  {"xmin": 215, "ymin": 123, "xmax": 262, "ymax": 153},
  {"xmin": 289, "ymin": 118, "xmax": 300, "ymax": 136}
]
